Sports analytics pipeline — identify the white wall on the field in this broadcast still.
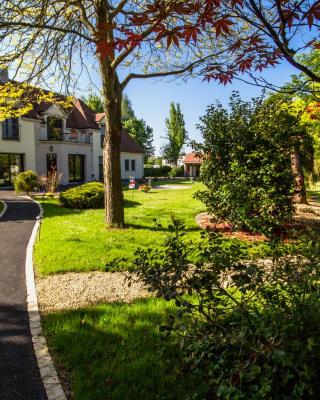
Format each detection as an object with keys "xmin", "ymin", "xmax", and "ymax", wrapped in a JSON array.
[
  {"xmin": 120, "ymin": 152, "xmax": 144, "ymax": 180},
  {"xmin": 0, "ymin": 117, "xmax": 37, "ymax": 171},
  {"xmin": 92, "ymin": 130, "xmax": 102, "ymax": 180},
  {"xmin": 36, "ymin": 142, "xmax": 93, "ymax": 185}
]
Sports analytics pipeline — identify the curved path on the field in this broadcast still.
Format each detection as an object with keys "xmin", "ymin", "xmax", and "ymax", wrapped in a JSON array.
[{"xmin": 0, "ymin": 191, "xmax": 47, "ymax": 400}]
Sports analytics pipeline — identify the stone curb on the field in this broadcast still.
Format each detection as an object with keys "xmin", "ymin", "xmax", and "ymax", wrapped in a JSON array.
[
  {"xmin": 0, "ymin": 199, "xmax": 8, "ymax": 219},
  {"xmin": 24, "ymin": 197, "xmax": 67, "ymax": 400}
]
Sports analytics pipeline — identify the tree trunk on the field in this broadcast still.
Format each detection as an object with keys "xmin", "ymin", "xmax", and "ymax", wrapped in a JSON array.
[
  {"xmin": 291, "ymin": 150, "xmax": 308, "ymax": 204},
  {"xmin": 99, "ymin": 59, "xmax": 124, "ymax": 228}
]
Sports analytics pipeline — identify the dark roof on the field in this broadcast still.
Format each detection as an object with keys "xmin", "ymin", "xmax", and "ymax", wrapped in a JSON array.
[
  {"xmin": 120, "ymin": 129, "xmax": 144, "ymax": 153},
  {"xmin": 66, "ymin": 99, "xmax": 99, "ymax": 130},
  {"xmin": 5, "ymin": 80, "xmax": 144, "ymax": 153},
  {"xmin": 24, "ymin": 97, "xmax": 99, "ymax": 130}
]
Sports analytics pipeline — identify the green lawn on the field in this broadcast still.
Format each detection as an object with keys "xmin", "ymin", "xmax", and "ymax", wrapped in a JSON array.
[
  {"xmin": 34, "ymin": 185, "xmax": 205, "ymax": 275},
  {"xmin": 43, "ymin": 298, "xmax": 206, "ymax": 400}
]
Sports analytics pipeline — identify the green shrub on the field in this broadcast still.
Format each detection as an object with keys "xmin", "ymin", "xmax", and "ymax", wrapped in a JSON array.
[
  {"xmin": 14, "ymin": 170, "xmax": 38, "ymax": 194},
  {"xmin": 144, "ymin": 166, "xmax": 171, "ymax": 177},
  {"xmin": 59, "ymin": 182, "xmax": 104, "ymax": 209},
  {"xmin": 196, "ymin": 93, "xmax": 298, "ymax": 236},
  {"xmin": 133, "ymin": 218, "xmax": 320, "ymax": 399},
  {"xmin": 168, "ymin": 166, "xmax": 184, "ymax": 178}
]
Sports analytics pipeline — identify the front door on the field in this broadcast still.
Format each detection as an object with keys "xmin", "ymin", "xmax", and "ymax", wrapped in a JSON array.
[{"xmin": 47, "ymin": 153, "xmax": 57, "ymax": 175}]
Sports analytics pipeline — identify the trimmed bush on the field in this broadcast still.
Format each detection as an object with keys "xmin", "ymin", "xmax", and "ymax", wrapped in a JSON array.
[
  {"xmin": 59, "ymin": 182, "xmax": 104, "ymax": 209},
  {"xmin": 168, "ymin": 166, "xmax": 184, "ymax": 178},
  {"xmin": 14, "ymin": 170, "xmax": 38, "ymax": 194},
  {"xmin": 144, "ymin": 166, "xmax": 171, "ymax": 177}
]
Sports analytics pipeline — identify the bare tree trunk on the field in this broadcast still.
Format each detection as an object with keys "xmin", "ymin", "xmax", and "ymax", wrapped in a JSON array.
[
  {"xmin": 291, "ymin": 150, "xmax": 308, "ymax": 204},
  {"xmin": 99, "ymin": 59, "xmax": 124, "ymax": 228}
]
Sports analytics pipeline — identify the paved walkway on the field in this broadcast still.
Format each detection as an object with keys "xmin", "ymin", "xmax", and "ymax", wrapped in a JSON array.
[
  {"xmin": 153, "ymin": 184, "xmax": 193, "ymax": 190},
  {"xmin": 0, "ymin": 191, "xmax": 47, "ymax": 400}
]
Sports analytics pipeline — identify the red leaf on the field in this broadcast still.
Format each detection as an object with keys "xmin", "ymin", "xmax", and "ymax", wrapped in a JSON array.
[
  {"xmin": 96, "ymin": 40, "xmax": 114, "ymax": 60},
  {"xmin": 307, "ymin": 13, "xmax": 314, "ymax": 29},
  {"xmin": 215, "ymin": 18, "xmax": 234, "ymax": 37}
]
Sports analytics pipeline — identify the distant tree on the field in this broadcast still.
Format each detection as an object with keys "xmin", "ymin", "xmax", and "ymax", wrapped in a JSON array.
[
  {"xmin": 162, "ymin": 103, "xmax": 187, "ymax": 167},
  {"xmin": 83, "ymin": 94, "xmax": 104, "ymax": 113},
  {"xmin": 148, "ymin": 156, "xmax": 163, "ymax": 167},
  {"xmin": 123, "ymin": 117, "xmax": 155, "ymax": 162},
  {"xmin": 121, "ymin": 95, "xmax": 135, "ymax": 121}
]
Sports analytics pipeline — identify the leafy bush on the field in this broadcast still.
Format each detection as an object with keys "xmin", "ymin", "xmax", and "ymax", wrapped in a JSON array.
[
  {"xmin": 133, "ymin": 218, "xmax": 320, "ymax": 399},
  {"xmin": 168, "ymin": 166, "xmax": 184, "ymax": 178},
  {"xmin": 196, "ymin": 93, "xmax": 298, "ymax": 235},
  {"xmin": 59, "ymin": 182, "xmax": 104, "ymax": 209},
  {"xmin": 14, "ymin": 170, "xmax": 38, "ymax": 194},
  {"xmin": 144, "ymin": 166, "xmax": 171, "ymax": 177}
]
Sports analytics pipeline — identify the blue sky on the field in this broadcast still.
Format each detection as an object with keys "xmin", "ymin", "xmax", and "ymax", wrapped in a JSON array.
[{"xmin": 121, "ymin": 61, "xmax": 297, "ymax": 155}]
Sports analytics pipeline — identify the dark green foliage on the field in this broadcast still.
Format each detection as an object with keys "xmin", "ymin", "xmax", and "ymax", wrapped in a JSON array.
[
  {"xmin": 133, "ymin": 218, "xmax": 320, "ymax": 399},
  {"xmin": 82, "ymin": 94, "xmax": 104, "ymax": 113},
  {"xmin": 121, "ymin": 95, "xmax": 155, "ymax": 161},
  {"xmin": 14, "ymin": 170, "xmax": 38, "ymax": 194},
  {"xmin": 196, "ymin": 92, "xmax": 296, "ymax": 235},
  {"xmin": 168, "ymin": 166, "xmax": 184, "ymax": 177},
  {"xmin": 59, "ymin": 182, "xmax": 104, "ymax": 209},
  {"xmin": 144, "ymin": 166, "xmax": 172, "ymax": 177},
  {"xmin": 123, "ymin": 117, "xmax": 155, "ymax": 162}
]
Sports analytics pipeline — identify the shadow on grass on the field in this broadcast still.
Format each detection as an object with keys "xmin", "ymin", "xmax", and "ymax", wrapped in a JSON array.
[
  {"xmin": 126, "ymin": 222, "xmax": 200, "ymax": 233},
  {"xmin": 43, "ymin": 300, "xmax": 205, "ymax": 400},
  {"xmin": 39, "ymin": 198, "xmax": 142, "ymax": 218}
]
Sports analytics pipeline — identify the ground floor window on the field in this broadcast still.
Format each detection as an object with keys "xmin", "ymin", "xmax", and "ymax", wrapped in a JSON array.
[
  {"xmin": 68, "ymin": 154, "xmax": 85, "ymax": 182},
  {"xmin": 0, "ymin": 153, "xmax": 24, "ymax": 186},
  {"xmin": 125, "ymin": 159, "xmax": 136, "ymax": 172},
  {"xmin": 125, "ymin": 159, "xmax": 130, "ymax": 171},
  {"xmin": 99, "ymin": 156, "xmax": 103, "ymax": 181}
]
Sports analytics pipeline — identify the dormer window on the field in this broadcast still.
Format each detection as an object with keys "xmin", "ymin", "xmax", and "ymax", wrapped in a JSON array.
[
  {"xmin": 2, "ymin": 117, "xmax": 19, "ymax": 141},
  {"xmin": 47, "ymin": 116, "xmax": 63, "ymax": 140}
]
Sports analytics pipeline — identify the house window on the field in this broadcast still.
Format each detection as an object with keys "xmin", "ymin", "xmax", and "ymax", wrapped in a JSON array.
[
  {"xmin": 47, "ymin": 117, "xmax": 63, "ymax": 140},
  {"xmin": 99, "ymin": 156, "xmax": 103, "ymax": 181},
  {"xmin": 47, "ymin": 153, "xmax": 57, "ymax": 175},
  {"xmin": 131, "ymin": 160, "xmax": 136, "ymax": 171},
  {"xmin": 68, "ymin": 154, "xmax": 85, "ymax": 182},
  {"xmin": 2, "ymin": 118, "xmax": 19, "ymax": 141},
  {"xmin": 125, "ymin": 159, "xmax": 130, "ymax": 171},
  {"xmin": 0, "ymin": 153, "xmax": 24, "ymax": 186}
]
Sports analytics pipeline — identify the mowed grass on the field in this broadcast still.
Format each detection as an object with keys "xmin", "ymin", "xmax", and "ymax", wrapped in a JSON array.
[
  {"xmin": 34, "ymin": 185, "xmax": 205, "ymax": 275},
  {"xmin": 43, "ymin": 298, "xmax": 206, "ymax": 400}
]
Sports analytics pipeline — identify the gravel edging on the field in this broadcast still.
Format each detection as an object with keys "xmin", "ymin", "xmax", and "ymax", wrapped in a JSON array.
[
  {"xmin": 25, "ymin": 197, "xmax": 67, "ymax": 400},
  {"xmin": 36, "ymin": 271, "xmax": 150, "ymax": 313}
]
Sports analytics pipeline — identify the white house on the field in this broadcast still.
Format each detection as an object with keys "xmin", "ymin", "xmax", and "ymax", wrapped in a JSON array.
[{"xmin": 0, "ymin": 71, "xmax": 144, "ymax": 187}]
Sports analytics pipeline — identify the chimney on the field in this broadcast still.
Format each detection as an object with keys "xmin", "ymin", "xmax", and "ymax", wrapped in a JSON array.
[{"xmin": 0, "ymin": 69, "xmax": 9, "ymax": 83}]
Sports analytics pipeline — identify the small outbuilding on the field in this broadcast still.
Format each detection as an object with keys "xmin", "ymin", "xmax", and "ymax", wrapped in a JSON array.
[{"xmin": 183, "ymin": 152, "xmax": 202, "ymax": 177}]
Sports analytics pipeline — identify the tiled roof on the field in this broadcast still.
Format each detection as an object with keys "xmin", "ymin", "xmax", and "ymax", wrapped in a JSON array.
[
  {"xmin": 66, "ymin": 98, "xmax": 99, "ymax": 130},
  {"xmin": 120, "ymin": 129, "xmax": 144, "ymax": 153},
  {"xmin": 183, "ymin": 152, "xmax": 202, "ymax": 164}
]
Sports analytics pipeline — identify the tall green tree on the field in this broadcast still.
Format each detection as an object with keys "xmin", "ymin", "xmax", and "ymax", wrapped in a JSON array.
[
  {"xmin": 162, "ymin": 103, "xmax": 187, "ymax": 167},
  {"xmin": 83, "ymin": 94, "xmax": 104, "ymax": 113},
  {"xmin": 121, "ymin": 95, "xmax": 135, "ymax": 121}
]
